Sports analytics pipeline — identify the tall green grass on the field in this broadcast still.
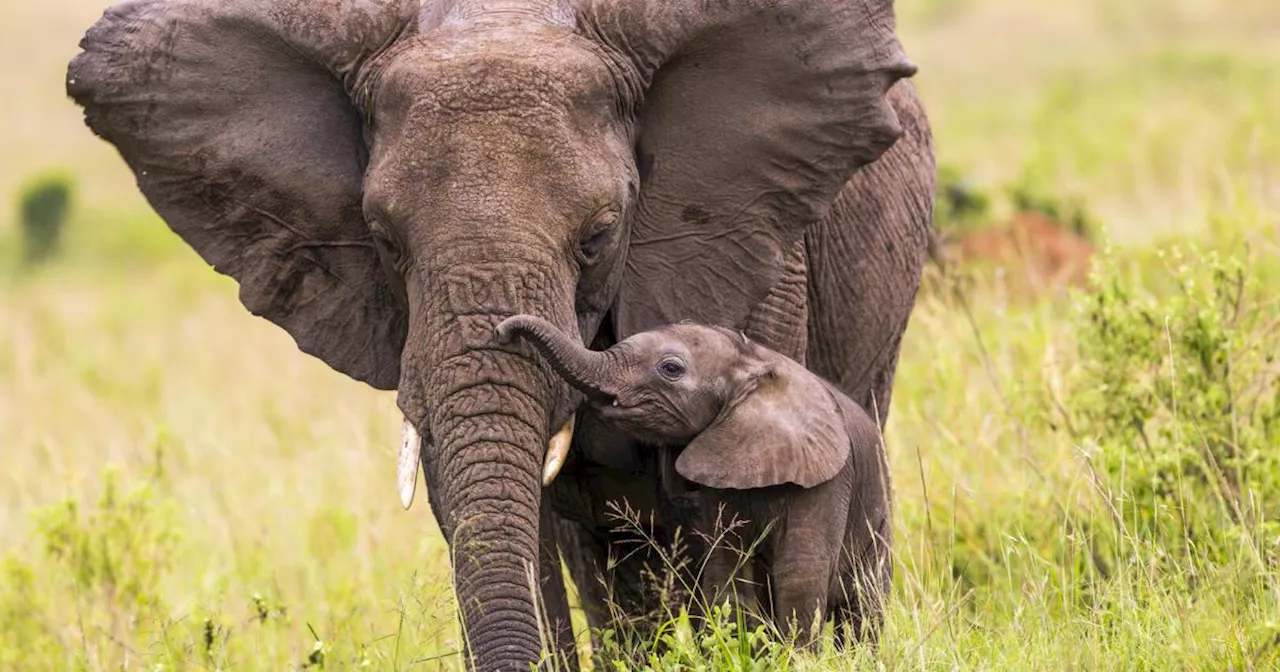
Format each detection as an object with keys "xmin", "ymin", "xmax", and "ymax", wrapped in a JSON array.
[{"xmin": 5, "ymin": 210, "xmax": 1273, "ymax": 670}]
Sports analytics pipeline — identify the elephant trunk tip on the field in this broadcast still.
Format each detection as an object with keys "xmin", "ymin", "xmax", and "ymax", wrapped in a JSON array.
[{"xmin": 494, "ymin": 314, "xmax": 539, "ymax": 345}]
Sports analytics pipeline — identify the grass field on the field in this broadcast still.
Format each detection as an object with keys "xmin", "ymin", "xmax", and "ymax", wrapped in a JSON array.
[{"xmin": 2, "ymin": 0, "xmax": 1279, "ymax": 668}]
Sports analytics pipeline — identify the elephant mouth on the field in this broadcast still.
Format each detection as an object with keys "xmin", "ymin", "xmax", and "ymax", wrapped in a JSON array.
[
  {"xmin": 589, "ymin": 394, "xmax": 653, "ymax": 425},
  {"xmin": 587, "ymin": 391, "xmax": 618, "ymax": 406},
  {"xmin": 588, "ymin": 392, "xmax": 632, "ymax": 411}
]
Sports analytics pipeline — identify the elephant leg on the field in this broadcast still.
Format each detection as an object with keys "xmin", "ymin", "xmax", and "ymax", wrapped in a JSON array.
[
  {"xmin": 768, "ymin": 542, "xmax": 833, "ymax": 649},
  {"xmin": 551, "ymin": 417, "xmax": 688, "ymax": 652},
  {"xmin": 831, "ymin": 514, "xmax": 892, "ymax": 647},
  {"xmin": 693, "ymin": 497, "xmax": 760, "ymax": 619},
  {"xmin": 697, "ymin": 539, "xmax": 735, "ymax": 612},
  {"xmin": 831, "ymin": 427, "xmax": 894, "ymax": 648},
  {"xmin": 554, "ymin": 518, "xmax": 612, "ymax": 639},
  {"xmin": 805, "ymin": 80, "xmax": 935, "ymax": 422},
  {"xmin": 605, "ymin": 528, "xmax": 681, "ymax": 630},
  {"xmin": 555, "ymin": 515, "xmax": 670, "ymax": 643},
  {"xmin": 538, "ymin": 498, "xmax": 578, "ymax": 670},
  {"xmin": 770, "ymin": 485, "xmax": 850, "ymax": 649}
]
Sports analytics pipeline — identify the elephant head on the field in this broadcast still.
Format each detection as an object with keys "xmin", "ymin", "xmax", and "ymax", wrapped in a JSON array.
[
  {"xmin": 67, "ymin": 0, "xmax": 914, "ymax": 667},
  {"xmin": 497, "ymin": 315, "xmax": 864, "ymax": 490}
]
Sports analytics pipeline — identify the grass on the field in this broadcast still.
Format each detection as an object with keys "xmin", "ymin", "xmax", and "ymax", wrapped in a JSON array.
[{"xmin": 2, "ymin": 0, "xmax": 1279, "ymax": 668}]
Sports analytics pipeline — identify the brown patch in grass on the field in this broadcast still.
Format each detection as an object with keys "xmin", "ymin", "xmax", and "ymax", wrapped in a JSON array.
[{"xmin": 935, "ymin": 212, "xmax": 1097, "ymax": 298}]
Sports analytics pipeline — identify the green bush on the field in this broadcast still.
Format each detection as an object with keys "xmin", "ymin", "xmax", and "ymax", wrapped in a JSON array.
[
  {"xmin": 32, "ymin": 465, "xmax": 180, "ymax": 669},
  {"xmin": 35, "ymin": 466, "xmax": 179, "ymax": 616},
  {"xmin": 596, "ymin": 603, "xmax": 796, "ymax": 672},
  {"xmin": 0, "ymin": 466, "xmax": 182, "ymax": 669},
  {"xmin": 0, "ymin": 559, "xmax": 59, "ymax": 667},
  {"xmin": 1066, "ymin": 244, "xmax": 1280, "ymax": 553},
  {"xmin": 18, "ymin": 171, "xmax": 74, "ymax": 264}
]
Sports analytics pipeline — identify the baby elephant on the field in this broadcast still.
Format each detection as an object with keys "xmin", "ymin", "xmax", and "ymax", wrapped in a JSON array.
[{"xmin": 496, "ymin": 315, "xmax": 893, "ymax": 644}]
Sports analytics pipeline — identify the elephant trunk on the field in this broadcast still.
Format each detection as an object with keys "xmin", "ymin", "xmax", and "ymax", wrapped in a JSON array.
[
  {"xmin": 497, "ymin": 315, "xmax": 622, "ymax": 401},
  {"xmin": 398, "ymin": 263, "xmax": 582, "ymax": 669},
  {"xmin": 428, "ymin": 365, "xmax": 547, "ymax": 670}
]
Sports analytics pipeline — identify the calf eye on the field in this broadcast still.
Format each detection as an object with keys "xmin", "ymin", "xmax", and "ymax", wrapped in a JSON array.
[{"xmin": 657, "ymin": 358, "xmax": 687, "ymax": 381}]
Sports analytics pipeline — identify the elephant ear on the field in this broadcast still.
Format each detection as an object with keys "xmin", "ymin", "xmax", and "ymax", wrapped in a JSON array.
[
  {"xmin": 595, "ymin": 0, "xmax": 917, "ymax": 337},
  {"xmin": 675, "ymin": 357, "xmax": 860, "ymax": 490},
  {"xmin": 67, "ymin": 0, "xmax": 419, "ymax": 389}
]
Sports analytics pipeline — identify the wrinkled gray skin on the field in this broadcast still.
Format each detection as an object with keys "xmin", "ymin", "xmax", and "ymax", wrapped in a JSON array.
[
  {"xmin": 498, "ymin": 316, "xmax": 893, "ymax": 644},
  {"xmin": 67, "ymin": 0, "xmax": 933, "ymax": 668}
]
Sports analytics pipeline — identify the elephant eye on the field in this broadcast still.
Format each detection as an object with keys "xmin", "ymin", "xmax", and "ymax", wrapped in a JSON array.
[
  {"xmin": 366, "ymin": 218, "xmax": 399, "ymax": 255},
  {"xmin": 577, "ymin": 208, "xmax": 620, "ymax": 265},
  {"xmin": 372, "ymin": 230, "xmax": 396, "ymax": 255},
  {"xmin": 657, "ymin": 358, "xmax": 687, "ymax": 381},
  {"xmin": 367, "ymin": 220, "xmax": 408, "ymax": 277}
]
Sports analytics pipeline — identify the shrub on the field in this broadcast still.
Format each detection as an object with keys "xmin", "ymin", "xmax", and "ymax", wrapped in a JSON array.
[
  {"xmin": 0, "ymin": 558, "xmax": 59, "ymax": 667},
  {"xmin": 34, "ymin": 466, "xmax": 180, "ymax": 645},
  {"xmin": 0, "ymin": 467, "xmax": 181, "ymax": 669},
  {"xmin": 595, "ymin": 603, "xmax": 794, "ymax": 672},
  {"xmin": 1066, "ymin": 244, "xmax": 1280, "ymax": 554},
  {"xmin": 17, "ymin": 171, "xmax": 74, "ymax": 264}
]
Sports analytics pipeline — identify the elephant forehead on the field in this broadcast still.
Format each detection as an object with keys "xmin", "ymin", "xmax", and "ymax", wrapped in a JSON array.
[
  {"xmin": 382, "ymin": 34, "xmax": 614, "ymax": 115},
  {"xmin": 628, "ymin": 326, "xmax": 724, "ymax": 366},
  {"xmin": 668, "ymin": 324, "xmax": 742, "ymax": 352}
]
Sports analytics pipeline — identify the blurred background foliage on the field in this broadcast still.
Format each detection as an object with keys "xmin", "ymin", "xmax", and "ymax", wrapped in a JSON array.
[{"xmin": 1, "ymin": 0, "xmax": 1278, "ymax": 668}]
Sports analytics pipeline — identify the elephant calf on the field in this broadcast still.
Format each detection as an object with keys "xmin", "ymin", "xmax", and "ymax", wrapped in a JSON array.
[{"xmin": 496, "ymin": 315, "xmax": 893, "ymax": 645}]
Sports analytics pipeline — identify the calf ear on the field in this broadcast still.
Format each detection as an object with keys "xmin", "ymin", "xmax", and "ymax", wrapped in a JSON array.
[{"xmin": 675, "ymin": 359, "xmax": 855, "ymax": 490}]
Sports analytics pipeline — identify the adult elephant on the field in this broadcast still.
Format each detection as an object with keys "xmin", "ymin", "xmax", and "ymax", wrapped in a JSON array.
[{"xmin": 67, "ymin": 0, "xmax": 933, "ymax": 669}]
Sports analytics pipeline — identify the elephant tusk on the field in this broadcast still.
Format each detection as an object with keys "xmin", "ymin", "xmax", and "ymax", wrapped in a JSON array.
[
  {"xmin": 543, "ymin": 415, "xmax": 575, "ymax": 486},
  {"xmin": 398, "ymin": 417, "xmax": 422, "ymax": 510}
]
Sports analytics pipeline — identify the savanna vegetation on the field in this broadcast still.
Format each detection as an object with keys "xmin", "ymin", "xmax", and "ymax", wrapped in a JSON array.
[{"xmin": 1, "ymin": 0, "xmax": 1277, "ymax": 668}]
